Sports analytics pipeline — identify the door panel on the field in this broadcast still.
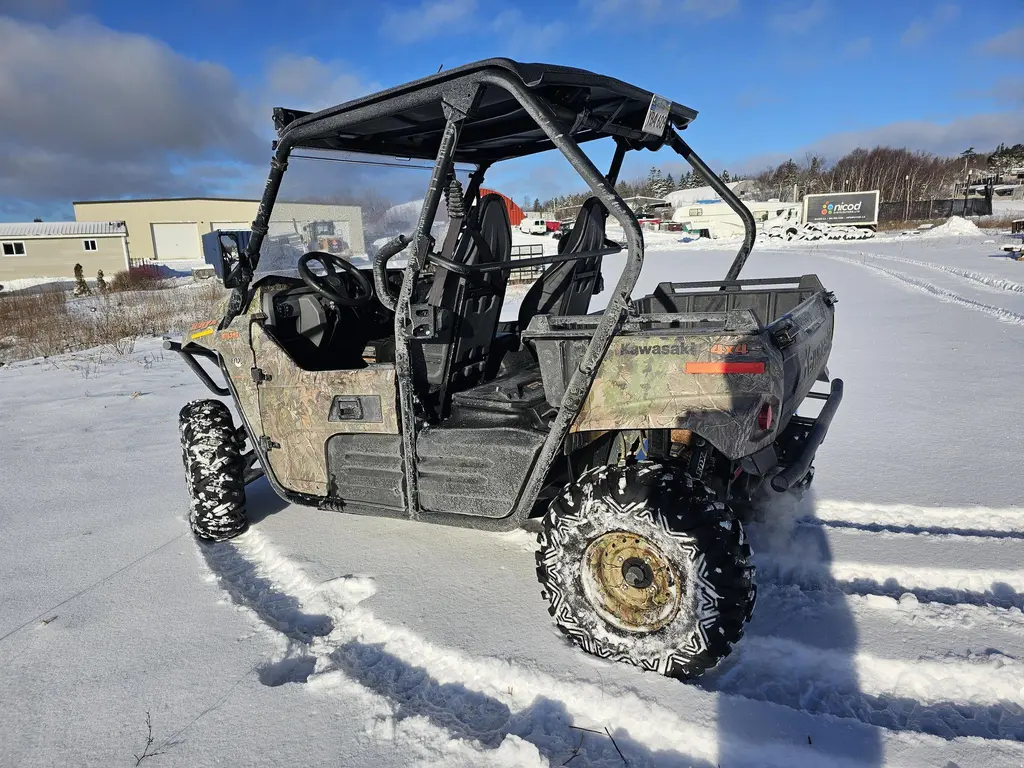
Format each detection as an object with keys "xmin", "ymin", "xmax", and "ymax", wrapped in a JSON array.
[{"xmin": 251, "ymin": 326, "xmax": 399, "ymax": 497}]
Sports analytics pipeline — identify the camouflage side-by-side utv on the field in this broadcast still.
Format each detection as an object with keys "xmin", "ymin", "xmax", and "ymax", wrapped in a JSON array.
[{"xmin": 169, "ymin": 59, "xmax": 843, "ymax": 680}]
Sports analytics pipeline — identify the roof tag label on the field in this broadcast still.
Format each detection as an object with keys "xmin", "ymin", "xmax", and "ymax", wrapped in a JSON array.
[{"xmin": 642, "ymin": 94, "xmax": 671, "ymax": 137}]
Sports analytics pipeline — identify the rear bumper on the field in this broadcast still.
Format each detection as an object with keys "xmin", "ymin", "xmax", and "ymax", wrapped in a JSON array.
[{"xmin": 771, "ymin": 378, "xmax": 843, "ymax": 492}]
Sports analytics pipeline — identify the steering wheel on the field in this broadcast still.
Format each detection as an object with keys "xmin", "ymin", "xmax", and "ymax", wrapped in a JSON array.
[{"xmin": 297, "ymin": 251, "xmax": 374, "ymax": 307}]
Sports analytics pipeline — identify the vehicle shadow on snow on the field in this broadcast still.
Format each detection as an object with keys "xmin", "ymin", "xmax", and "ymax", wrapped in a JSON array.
[
  {"xmin": 200, "ymin": 537, "xmax": 716, "ymax": 768},
  {"xmin": 329, "ymin": 641, "xmax": 714, "ymax": 767},
  {"xmin": 708, "ymin": 490, "xmax": 1024, "ymax": 750},
  {"xmin": 707, "ymin": 487, "xmax": 883, "ymax": 766},
  {"xmin": 243, "ymin": 475, "xmax": 291, "ymax": 525}
]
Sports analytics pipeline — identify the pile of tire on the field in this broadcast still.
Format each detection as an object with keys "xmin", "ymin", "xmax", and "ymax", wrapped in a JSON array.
[{"xmin": 764, "ymin": 221, "xmax": 874, "ymax": 241}]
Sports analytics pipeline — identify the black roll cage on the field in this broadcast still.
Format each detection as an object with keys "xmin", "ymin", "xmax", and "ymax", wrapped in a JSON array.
[{"xmin": 223, "ymin": 64, "xmax": 757, "ymax": 529}]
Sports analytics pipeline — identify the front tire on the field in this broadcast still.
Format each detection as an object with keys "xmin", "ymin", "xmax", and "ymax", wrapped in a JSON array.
[
  {"xmin": 179, "ymin": 399, "xmax": 248, "ymax": 541},
  {"xmin": 536, "ymin": 463, "xmax": 755, "ymax": 680}
]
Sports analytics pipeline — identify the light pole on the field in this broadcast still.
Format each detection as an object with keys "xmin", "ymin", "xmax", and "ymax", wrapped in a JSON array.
[{"xmin": 904, "ymin": 174, "xmax": 910, "ymax": 221}]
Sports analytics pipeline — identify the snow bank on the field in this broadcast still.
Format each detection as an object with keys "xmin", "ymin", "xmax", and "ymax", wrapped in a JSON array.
[
  {"xmin": 918, "ymin": 216, "xmax": 983, "ymax": 238},
  {"xmin": 0, "ymin": 276, "xmax": 73, "ymax": 292}
]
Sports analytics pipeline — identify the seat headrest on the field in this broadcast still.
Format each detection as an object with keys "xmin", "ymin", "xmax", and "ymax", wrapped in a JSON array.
[
  {"xmin": 472, "ymin": 193, "xmax": 512, "ymax": 265},
  {"xmin": 558, "ymin": 197, "xmax": 608, "ymax": 255}
]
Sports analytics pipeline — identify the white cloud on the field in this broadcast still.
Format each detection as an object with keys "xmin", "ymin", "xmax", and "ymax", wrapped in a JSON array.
[
  {"xmin": 492, "ymin": 10, "xmax": 566, "ymax": 56},
  {"xmin": 990, "ymin": 77, "xmax": 1024, "ymax": 108},
  {"xmin": 589, "ymin": 0, "xmax": 737, "ymax": 21},
  {"xmin": 901, "ymin": 3, "xmax": 959, "ymax": 47},
  {"xmin": 0, "ymin": 17, "xmax": 261, "ymax": 162},
  {"xmin": 380, "ymin": 0, "xmax": 477, "ymax": 43},
  {"xmin": 264, "ymin": 55, "xmax": 378, "ymax": 113},
  {"xmin": 734, "ymin": 111, "xmax": 1021, "ymax": 176},
  {"xmin": 978, "ymin": 25, "xmax": 1024, "ymax": 59},
  {"xmin": 843, "ymin": 36, "xmax": 872, "ymax": 58},
  {"xmin": 0, "ymin": 16, "xmax": 379, "ymax": 215},
  {"xmin": 900, "ymin": 19, "xmax": 928, "ymax": 47},
  {"xmin": 0, "ymin": 0, "xmax": 75, "ymax": 19},
  {"xmin": 675, "ymin": 0, "xmax": 739, "ymax": 19},
  {"xmin": 769, "ymin": 0, "xmax": 828, "ymax": 33}
]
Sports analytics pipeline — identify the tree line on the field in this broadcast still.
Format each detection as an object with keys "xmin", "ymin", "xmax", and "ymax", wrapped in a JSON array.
[
  {"xmin": 528, "ymin": 167, "xmax": 741, "ymax": 217},
  {"xmin": 524, "ymin": 142, "xmax": 1024, "ymax": 215}
]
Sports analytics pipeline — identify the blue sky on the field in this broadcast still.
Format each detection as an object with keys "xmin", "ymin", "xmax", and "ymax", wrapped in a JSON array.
[{"xmin": 0, "ymin": 0, "xmax": 1020, "ymax": 220}]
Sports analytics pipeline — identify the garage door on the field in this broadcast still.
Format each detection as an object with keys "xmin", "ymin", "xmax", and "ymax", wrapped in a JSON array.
[
  {"xmin": 151, "ymin": 222, "xmax": 200, "ymax": 261},
  {"xmin": 210, "ymin": 221, "xmax": 251, "ymax": 232}
]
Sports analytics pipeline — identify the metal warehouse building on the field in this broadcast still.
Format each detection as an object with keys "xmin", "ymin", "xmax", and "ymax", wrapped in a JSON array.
[
  {"xmin": 0, "ymin": 221, "xmax": 129, "ymax": 282},
  {"xmin": 73, "ymin": 197, "xmax": 365, "ymax": 267}
]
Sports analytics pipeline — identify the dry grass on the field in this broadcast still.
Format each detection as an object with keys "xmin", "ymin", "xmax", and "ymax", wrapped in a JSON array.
[
  {"xmin": 876, "ymin": 219, "xmax": 935, "ymax": 232},
  {"xmin": 0, "ymin": 280, "xmax": 226, "ymax": 363},
  {"xmin": 876, "ymin": 214, "xmax": 1019, "ymax": 232},
  {"xmin": 974, "ymin": 214, "xmax": 1021, "ymax": 230},
  {"xmin": 108, "ymin": 268, "xmax": 168, "ymax": 292}
]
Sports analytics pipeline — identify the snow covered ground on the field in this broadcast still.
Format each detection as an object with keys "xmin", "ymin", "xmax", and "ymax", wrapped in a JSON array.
[{"xmin": 2, "ymin": 229, "xmax": 1024, "ymax": 766}]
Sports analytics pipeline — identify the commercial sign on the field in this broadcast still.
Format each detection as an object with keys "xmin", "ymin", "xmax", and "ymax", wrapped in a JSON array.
[{"xmin": 803, "ymin": 190, "xmax": 880, "ymax": 226}]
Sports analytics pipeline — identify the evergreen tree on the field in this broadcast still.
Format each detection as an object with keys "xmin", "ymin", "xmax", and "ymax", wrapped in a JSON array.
[
  {"xmin": 721, "ymin": 169, "xmax": 731, "ymax": 183},
  {"xmin": 533, "ymin": 197, "xmax": 542, "ymax": 212},
  {"xmin": 73, "ymin": 263, "xmax": 92, "ymax": 297},
  {"xmin": 96, "ymin": 269, "xmax": 108, "ymax": 293},
  {"xmin": 646, "ymin": 167, "xmax": 662, "ymax": 197}
]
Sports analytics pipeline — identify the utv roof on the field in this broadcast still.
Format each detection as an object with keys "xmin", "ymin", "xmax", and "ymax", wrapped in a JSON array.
[{"xmin": 272, "ymin": 58, "xmax": 698, "ymax": 164}]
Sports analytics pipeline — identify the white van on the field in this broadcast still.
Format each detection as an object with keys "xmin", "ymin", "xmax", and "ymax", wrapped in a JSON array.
[{"xmin": 519, "ymin": 218, "xmax": 548, "ymax": 235}]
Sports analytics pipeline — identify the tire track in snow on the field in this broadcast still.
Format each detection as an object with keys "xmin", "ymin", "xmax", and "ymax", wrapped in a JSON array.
[
  {"xmin": 707, "ymin": 636, "xmax": 1024, "ymax": 741},
  {"xmin": 198, "ymin": 529, "xmax": 1016, "ymax": 767},
  {"xmin": 200, "ymin": 531, "xmax": 781, "ymax": 768},
  {"xmin": 846, "ymin": 250, "xmax": 1024, "ymax": 295},
  {"xmin": 753, "ymin": 582, "xmax": 1024, "ymax": 660},
  {"xmin": 807, "ymin": 499, "xmax": 1024, "ymax": 537},
  {"xmin": 756, "ymin": 553, "xmax": 1024, "ymax": 610},
  {"xmin": 817, "ymin": 251, "xmax": 1024, "ymax": 326}
]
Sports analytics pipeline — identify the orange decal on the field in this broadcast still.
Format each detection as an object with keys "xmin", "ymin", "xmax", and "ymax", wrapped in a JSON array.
[
  {"xmin": 219, "ymin": 330, "xmax": 240, "ymax": 340},
  {"xmin": 686, "ymin": 361, "xmax": 765, "ymax": 374}
]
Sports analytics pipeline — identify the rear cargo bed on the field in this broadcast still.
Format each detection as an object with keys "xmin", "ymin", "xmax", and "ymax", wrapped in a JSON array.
[{"xmin": 637, "ymin": 275, "xmax": 825, "ymax": 327}]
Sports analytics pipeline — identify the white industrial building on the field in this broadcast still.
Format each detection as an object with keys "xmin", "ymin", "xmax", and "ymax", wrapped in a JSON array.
[{"xmin": 74, "ymin": 197, "xmax": 365, "ymax": 268}]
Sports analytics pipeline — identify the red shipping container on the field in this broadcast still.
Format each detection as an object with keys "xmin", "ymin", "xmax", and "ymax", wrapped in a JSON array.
[{"xmin": 478, "ymin": 188, "xmax": 525, "ymax": 226}]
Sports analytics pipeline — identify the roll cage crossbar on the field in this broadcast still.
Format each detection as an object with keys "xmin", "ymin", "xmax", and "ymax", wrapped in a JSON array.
[{"xmin": 224, "ymin": 60, "xmax": 757, "ymax": 526}]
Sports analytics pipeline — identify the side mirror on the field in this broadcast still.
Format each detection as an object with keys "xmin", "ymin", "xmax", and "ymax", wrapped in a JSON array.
[
  {"xmin": 202, "ymin": 229, "xmax": 251, "ymax": 288},
  {"xmin": 218, "ymin": 233, "xmax": 244, "ymax": 288}
]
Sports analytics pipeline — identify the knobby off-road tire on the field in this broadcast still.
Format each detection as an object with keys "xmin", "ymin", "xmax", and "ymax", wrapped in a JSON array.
[
  {"xmin": 179, "ymin": 399, "xmax": 248, "ymax": 541},
  {"xmin": 536, "ymin": 463, "xmax": 755, "ymax": 680}
]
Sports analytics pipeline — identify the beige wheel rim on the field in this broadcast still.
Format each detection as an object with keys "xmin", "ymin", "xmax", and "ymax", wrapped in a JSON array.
[{"xmin": 581, "ymin": 531, "xmax": 682, "ymax": 633}]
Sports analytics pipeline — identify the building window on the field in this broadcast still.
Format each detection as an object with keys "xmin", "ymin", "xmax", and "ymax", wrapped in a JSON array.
[
  {"xmin": 2, "ymin": 241, "xmax": 25, "ymax": 256},
  {"xmin": 688, "ymin": 208, "xmax": 703, "ymax": 217},
  {"xmin": 83, "ymin": 239, "xmax": 97, "ymax": 251}
]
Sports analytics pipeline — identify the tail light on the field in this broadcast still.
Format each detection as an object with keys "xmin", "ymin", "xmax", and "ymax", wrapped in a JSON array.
[{"xmin": 758, "ymin": 402, "xmax": 774, "ymax": 431}]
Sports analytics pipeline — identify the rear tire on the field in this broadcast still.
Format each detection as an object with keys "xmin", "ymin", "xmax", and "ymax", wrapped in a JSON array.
[
  {"xmin": 179, "ymin": 399, "xmax": 248, "ymax": 541},
  {"xmin": 536, "ymin": 462, "xmax": 755, "ymax": 680}
]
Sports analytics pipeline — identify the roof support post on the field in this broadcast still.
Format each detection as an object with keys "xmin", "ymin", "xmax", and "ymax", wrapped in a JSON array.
[
  {"xmin": 477, "ymin": 71, "xmax": 644, "ymax": 525},
  {"xmin": 666, "ymin": 129, "xmax": 756, "ymax": 284},
  {"xmin": 219, "ymin": 142, "xmax": 291, "ymax": 328},
  {"xmin": 394, "ymin": 108, "xmax": 467, "ymax": 520},
  {"xmin": 606, "ymin": 139, "xmax": 628, "ymax": 186}
]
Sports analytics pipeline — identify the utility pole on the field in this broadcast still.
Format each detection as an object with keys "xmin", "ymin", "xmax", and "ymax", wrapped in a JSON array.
[{"xmin": 904, "ymin": 174, "xmax": 911, "ymax": 221}]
